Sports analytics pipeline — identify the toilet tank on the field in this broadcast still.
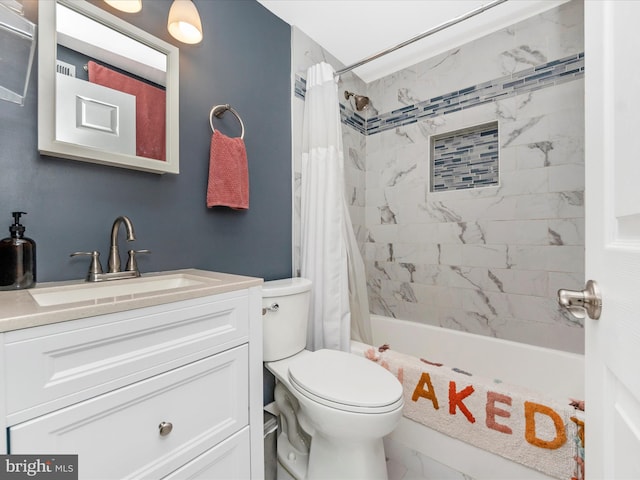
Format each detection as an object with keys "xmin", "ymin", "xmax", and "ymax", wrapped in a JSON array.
[{"xmin": 262, "ymin": 277, "xmax": 312, "ymax": 362}]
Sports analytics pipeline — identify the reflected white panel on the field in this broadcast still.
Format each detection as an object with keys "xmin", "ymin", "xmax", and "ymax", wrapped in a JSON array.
[
  {"xmin": 77, "ymin": 96, "xmax": 118, "ymax": 133},
  {"xmin": 56, "ymin": 73, "xmax": 135, "ymax": 155}
]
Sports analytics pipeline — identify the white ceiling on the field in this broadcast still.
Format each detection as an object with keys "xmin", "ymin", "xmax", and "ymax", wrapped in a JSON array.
[{"xmin": 257, "ymin": 0, "xmax": 569, "ymax": 83}]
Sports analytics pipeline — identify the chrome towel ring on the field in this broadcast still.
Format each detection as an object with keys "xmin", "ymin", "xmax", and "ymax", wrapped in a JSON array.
[{"xmin": 209, "ymin": 104, "xmax": 245, "ymax": 139}]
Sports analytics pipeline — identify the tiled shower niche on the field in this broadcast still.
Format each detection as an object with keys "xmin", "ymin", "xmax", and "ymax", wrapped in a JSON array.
[{"xmin": 431, "ymin": 122, "xmax": 499, "ymax": 192}]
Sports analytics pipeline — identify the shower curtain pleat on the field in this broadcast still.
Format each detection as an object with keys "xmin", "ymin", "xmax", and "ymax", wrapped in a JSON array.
[
  {"xmin": 344, "ymin": 200, "xmax": 373, "ymax": 345},
  {"xmin": 300, "ymin": 62, "xmax": 372, "ymax": 351}
]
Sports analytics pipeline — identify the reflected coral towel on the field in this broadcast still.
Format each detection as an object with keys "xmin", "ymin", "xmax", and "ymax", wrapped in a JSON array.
[
  {"xmin": 87, "ymin": 61, "xmax": 166, "ymax": 161},
  {"xmin": 207, "ymin": 131, "xmax": 249, "ymax": 209}
]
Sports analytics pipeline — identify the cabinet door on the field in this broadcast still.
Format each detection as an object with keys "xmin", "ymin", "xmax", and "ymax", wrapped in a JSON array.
[
  {"xmin": 9, "ymin": 345, "xmax": 248, "ymax": 480},
  {"xmin": 163, "ymin": 427, "xmax": 250, "ymax": 480}
]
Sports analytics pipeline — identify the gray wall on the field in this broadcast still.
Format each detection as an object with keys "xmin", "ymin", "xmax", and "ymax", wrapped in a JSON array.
[{"xmin": 0, "ymin": 0, "xmax": 292, "ymax": 283}]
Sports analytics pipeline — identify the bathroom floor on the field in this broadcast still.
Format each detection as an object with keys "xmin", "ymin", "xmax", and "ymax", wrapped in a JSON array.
[
  {"xmin": 387, "ymin": 458, "xmax": 429, "ymax": 480},
  {"xmin": 385, "ymin": 438, "xmax": 474, "ymax": 480},
  {"xmin": 387, "ymin": 458, "xmax": 474, "ymax": 480}
]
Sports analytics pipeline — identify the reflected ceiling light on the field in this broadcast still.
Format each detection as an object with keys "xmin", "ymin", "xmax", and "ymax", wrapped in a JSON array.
[
  {"xmin": 103, "ymin": 0, "xmax": 142, "ymax": 13},
  {"xmin": 167, "ymin": 0, "xmax": 203, "ymax": 44}
]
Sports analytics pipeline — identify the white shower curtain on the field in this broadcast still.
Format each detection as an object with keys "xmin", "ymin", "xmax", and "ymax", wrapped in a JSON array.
[{"xmin": 300, "ymin": 62, "xmax": 372, "ymax": 351}]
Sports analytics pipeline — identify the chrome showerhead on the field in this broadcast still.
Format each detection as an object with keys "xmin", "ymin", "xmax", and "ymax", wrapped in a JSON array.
[{"xmin": 344, "ymin": 90, "xmax": 370, "ymax": 111}]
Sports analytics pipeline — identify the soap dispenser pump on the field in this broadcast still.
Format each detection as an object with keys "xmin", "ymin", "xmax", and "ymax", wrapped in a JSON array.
[{"xmin": 0, "ymin": 211, "xmax": 36, "ymax": 290}]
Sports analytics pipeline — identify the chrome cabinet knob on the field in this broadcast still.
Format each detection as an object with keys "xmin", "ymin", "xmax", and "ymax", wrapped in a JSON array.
[
  {"xmin": 558, "ymin": 280, "xmax": 602, "ymax": 320},
  {"xmin": 158, "ymin": 421, "xmax": 173, "ymax": 436}
]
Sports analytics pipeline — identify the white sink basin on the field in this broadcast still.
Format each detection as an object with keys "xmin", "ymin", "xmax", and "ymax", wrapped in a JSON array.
[{"xmin": 29, "ymin": 273, "xmax": 214, "ymax": 307}]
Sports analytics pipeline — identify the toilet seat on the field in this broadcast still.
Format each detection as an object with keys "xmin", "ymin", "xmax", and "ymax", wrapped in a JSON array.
[{"xmin": 288, "ymin": 349, "xmax": 403, "ymax": 414}]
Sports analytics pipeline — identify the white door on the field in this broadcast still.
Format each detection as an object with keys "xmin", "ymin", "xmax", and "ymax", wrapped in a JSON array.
[{"xmin": 585, "ymin": 1, "xmax": 640, "ymax": 478}]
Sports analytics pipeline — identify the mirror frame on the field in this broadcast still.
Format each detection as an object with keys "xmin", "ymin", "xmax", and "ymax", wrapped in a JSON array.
[{"xmin": 38, "ymin": 0, "xmax": 180, "ymax": 174}]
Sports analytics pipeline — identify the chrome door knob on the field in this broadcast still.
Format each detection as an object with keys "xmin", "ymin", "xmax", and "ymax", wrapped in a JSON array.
[
  {"xmin": 558, "ymin": 280, "xmax": 602, "ymax": 320},
  {"xmin": 158, "ymin": 421, "xmax": 173, "ymax": 436}
]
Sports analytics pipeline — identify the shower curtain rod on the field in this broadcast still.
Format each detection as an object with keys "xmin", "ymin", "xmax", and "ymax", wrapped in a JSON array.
[{"xmin": 334, "ymin": 0, "xmax": 509, "ymax": 77}]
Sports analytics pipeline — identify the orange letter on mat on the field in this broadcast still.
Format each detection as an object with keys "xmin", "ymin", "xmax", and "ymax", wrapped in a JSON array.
[
  {"xmin": 486, "ymin": 391, "xmax": 513, "ymax": 434},
  {"xmin": 524, "ymin": 401, "xmax": 566, "ymax": 449},
  {"xmin": 412, "ymin": 372, "xmax": 439, "ymax": 410},
  {"xmin": 449, "ymin": 382, "xmax": 476, "ymax": 423}
]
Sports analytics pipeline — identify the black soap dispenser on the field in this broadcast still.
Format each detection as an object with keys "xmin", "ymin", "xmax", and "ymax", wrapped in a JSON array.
[{"xmin": 0, "ymin": 212, "xmax": 36, "ymax": 290}]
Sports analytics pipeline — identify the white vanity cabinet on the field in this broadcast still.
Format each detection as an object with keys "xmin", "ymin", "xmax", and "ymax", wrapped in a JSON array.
[{"xmin": 0, "ymin": 281, "xmax": 264, "ymax": 480}]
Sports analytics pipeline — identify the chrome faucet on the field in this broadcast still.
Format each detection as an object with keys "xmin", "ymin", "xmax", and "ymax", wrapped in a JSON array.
[
  {"xmin": 108, "ymin": 215, "xmax": 135, "ymax": 273},
  {"xmin": 70, "ymin": 215, "xmax": 150, "ymax": 282}
]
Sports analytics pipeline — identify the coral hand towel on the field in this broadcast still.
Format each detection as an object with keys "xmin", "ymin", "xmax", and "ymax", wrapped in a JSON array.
[{"xmin": 207, "ymin": 131, "xmax": 249, "ymax": 209}]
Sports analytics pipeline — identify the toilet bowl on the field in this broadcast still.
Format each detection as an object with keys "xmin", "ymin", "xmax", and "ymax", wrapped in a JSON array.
[{"xmin": 263, "ymin": 278, "xmax": 403, "ymax": 480}]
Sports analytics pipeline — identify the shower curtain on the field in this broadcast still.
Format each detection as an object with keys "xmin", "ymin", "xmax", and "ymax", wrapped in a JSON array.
[{"xmin": 300, "ymin": 62, "xmax": 372, "ymax": 351}]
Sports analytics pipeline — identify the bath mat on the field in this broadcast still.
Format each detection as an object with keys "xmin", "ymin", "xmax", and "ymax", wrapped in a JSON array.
[{"xmin": 358, "ymin": 344, "xmax": 585, "ymax": 480}]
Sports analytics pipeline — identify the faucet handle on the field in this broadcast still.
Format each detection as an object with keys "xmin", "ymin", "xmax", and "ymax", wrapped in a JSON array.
[
  {"xmin": 126, "ymin": 249, "xmax": 151, "ymax": 273},
  {"xmin": 70, "ymin": 251, "xmax": 104, "ymax": 280}
]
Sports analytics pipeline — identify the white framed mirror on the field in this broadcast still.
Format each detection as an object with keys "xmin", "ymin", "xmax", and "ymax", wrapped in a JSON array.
[{"xmin": 38, "ymin": 0, "xmax": 180, "ymax": 174}]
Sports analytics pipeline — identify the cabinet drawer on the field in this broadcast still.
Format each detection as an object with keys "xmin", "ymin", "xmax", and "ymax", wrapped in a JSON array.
[
  {"xmin": 9, "ymin": 345, "xmax": 249, "ymax": 480},
  {"xmin": 5, "ymin": 292, "xmax": 248, "ymax": 421},
  {"xmin": 163, "ymin": 427, "xmax": 251, "ymax": 480}
]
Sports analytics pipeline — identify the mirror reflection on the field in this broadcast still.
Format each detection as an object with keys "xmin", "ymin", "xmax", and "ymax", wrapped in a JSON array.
[
  {"xmin": 56, "ymin": 3, "xmax": 166, "ymax": 161},
  {"xmin": 38, "ymin": 0, "xmax": 179, "ymax": 174}
]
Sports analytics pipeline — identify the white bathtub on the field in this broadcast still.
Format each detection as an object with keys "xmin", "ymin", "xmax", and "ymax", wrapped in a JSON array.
[{"xmin": 355, "ymin": 314, "xmax": 585, "ymax": 480}]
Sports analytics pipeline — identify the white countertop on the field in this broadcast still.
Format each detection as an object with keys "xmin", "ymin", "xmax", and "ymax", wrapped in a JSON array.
[{"xmin": 0, "ymin": 269, "xmax": 263, "ymax": 333}]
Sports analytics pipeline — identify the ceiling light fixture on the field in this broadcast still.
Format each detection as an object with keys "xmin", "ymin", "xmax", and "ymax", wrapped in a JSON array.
[
  {"xmin": 167, "ymin": 0, "xmax": 203, "ymax": 44},
  {"xmin": 103, "ymin": 0, "xmax": 142, "ymax": 13}
]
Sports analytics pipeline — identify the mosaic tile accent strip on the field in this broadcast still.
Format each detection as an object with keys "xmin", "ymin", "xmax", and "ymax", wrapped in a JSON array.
[
  {"xmin": 294, "ymin": 75, "xmax": 306, "ymax": 100},
  {"xmin": 295, "ymin": 52, "xmax": 584, "ymax": 137},
  {"xmin": 340, "ymin": 104, "xmax": 367, "ymax": 135},
  {"xmin": 367, "ymin": 52, "xmax": 584, "ymax": 135},
  {"xmin": 431, "ymin": 122, "xmax": 499, "ymax": 192},
  {"xmin": 294, "ymin": 74, "xmax": 367, "ymax": 135}
]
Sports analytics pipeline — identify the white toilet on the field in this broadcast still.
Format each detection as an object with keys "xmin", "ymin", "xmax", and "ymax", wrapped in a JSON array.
[{"xmin": 262, "ymin": 277, "xmax": 404, "ymax": 480}]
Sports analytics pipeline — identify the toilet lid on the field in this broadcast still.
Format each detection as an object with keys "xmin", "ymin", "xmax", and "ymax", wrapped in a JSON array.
[{"xmin": 288, "ymin": 349, "xmax": 404, "ymax": 414}]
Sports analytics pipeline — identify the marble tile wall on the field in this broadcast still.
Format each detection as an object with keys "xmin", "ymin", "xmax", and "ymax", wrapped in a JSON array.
[
  {"xmin": 291, "ymin": 0, "xmax": 584, "ymax": 354},
  {"xmin": 365, "ymin": 0, "xmax": 584, "ymax": 354}
]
